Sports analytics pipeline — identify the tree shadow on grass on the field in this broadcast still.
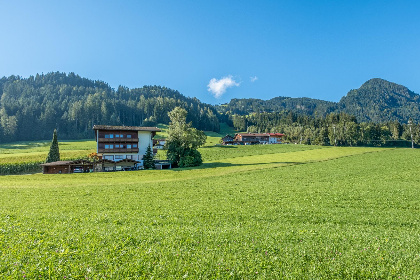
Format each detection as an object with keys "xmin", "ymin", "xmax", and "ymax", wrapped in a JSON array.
[
  {"xmin": 169, "ymin": 161, "xmax": 302, "ymax": 171},
  {"xmin": 0, "ymin": 141, "xmax": 50, "ymax": 150},
  {"xmin": 200, "ymin": 145, "xmax": 237, "ymax": 149}
]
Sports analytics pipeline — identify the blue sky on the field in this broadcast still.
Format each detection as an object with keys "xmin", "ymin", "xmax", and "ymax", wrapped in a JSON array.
[{"xmin": 1, "ymin": 1, "xmax": 419, "ymax": 104}]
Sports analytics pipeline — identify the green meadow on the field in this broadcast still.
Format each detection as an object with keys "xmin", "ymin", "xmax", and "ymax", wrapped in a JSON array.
[
  {"xmin": 0, "ymin": 140, "xmax": 96, "ymax": 164},
  {"xmin": 1, "ymin": 139, "xmax": 420, "ymax": 278}
]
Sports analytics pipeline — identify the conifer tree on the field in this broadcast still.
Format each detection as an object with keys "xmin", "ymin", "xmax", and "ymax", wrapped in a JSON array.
[
  {"xmin": 143, "ymin": 145, "xmax": 155, "ymax": 169},
  {"xmin": 45, "ymin": 129, "xmax": 60, "ymax": 163}
]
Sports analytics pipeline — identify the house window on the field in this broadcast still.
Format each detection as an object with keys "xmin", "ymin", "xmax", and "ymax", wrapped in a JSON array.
[
  {"xmin": 115, "ymin": 155, "xmax": 123, "ymax": 160},
  {"xmin": 127, "ymin": 144, "xmax": 132, "ymax": 149},
  {"xmin": 120, "ymin": 134, "xmax": 123, "ymax": 138},
  {"xmin": 110, "ymin": 145, "xmax": 113, "ymax": 149},
  {"xmin": 116, "ymin": 134, "xmax": 120, "ymax": 138},
  {"xmin": 127, "ymin": 135, "xmax": 132, "ymax": 138},
  {"xmin": 105, "ymin": 145, "xmax": 110, "ymax": 149},
  {"xmin": 110, "ymin": 134, "xmax": 114, "ymax": 138},
  {"xmin": 133, "ymin": 144, "xmax": 137, "ymax": 148},
  {"xmin": 104, "ymin": 155, "xmax": 114, "ymax": 160}
]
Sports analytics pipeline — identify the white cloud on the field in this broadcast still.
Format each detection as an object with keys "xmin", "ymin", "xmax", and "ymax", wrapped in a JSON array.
[
  {"xmin": 207, "ymin": 75, "xmax": 240, "ymax": 98},
  {"xmin": 250, "ymin": 76, "xmax": 258, "ymax": 82}
]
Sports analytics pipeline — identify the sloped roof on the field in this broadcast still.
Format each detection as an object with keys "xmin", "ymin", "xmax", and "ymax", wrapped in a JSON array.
[
  {"xmin": 41, "ymin": 160, "xmax": 93, "ymax": 166},
  {"xmin": 93, "ymin": 125, "xmax": 161, "ymax": 132},
  {"xmin": 235, "ymin": 133, "xmax": 285, "ymax": 137},
  {"xmin": 236, "ymin": 133, "xmax": 269, "ymax": 137},
  {"xmin": 40, "ymin": 161, "xmax": 74, "ymax": 166}
]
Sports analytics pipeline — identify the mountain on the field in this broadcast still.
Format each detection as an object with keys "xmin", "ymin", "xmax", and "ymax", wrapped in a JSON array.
[
  {"xmin": 340, "ymin": 78, "xmax": 420, "ymax": 123},
  {"xmin": 217, "ymin": 78, "xmax": 420, "ymax": 123}
]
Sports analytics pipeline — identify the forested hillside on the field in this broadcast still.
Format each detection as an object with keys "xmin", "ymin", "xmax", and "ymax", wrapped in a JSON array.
[
  {"xmin": 217, "ymin": 97, "xmax": 337, "ymax": 118},
  {"xmin": 340, "ymin": 78, "xmax": 420, "ymax": 122},
  {"xmin": 217, "ymin": 79, "xmax": 420, "ymax": 124},
  {"xmin": 1, "ymin": 72, "xmax": 419, "ymax": 145},
  {"xmin": 0, "ymin": 72, "xmax": 219, "ymax": 142}
]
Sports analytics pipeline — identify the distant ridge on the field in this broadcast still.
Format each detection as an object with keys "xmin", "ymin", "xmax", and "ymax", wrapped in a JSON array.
[{"xmin": 216, "ymin": 78, "xmax": 420, "ymax": 123}]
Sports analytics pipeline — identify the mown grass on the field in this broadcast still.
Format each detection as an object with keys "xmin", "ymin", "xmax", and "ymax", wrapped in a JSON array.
[
  {"xmin": 0, "ymin": 140, "xmax": 96, "ymax": 164},
  {"xmin": 1, "ymin": 146, "xmax": 419, "ymax": 278}
]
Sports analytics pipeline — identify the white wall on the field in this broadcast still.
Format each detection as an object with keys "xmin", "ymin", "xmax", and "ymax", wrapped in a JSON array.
[{"xmin": 138, "ymin": 131, "xmax": 153, "ymax": 156}]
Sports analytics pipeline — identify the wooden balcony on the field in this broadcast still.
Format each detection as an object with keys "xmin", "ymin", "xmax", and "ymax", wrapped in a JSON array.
[
  {"xmin": 98, "ymin": 138, "xmax": 138, "ymax": 143},
  {"xmin": 98, "ymin": 148, "xmax": 139, "ymax": 153}
]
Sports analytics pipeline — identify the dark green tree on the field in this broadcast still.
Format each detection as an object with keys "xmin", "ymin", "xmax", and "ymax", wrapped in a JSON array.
[
  {"xmin": 45, "ymin": 129, "xmax": 60, "ymax": 163},
  {"xmin": 143, "ymin": 145, "xmax": 155, "ymax": 169},
  {"xmin": 165, "ymin": 107, "xmax": 206, "ymax": 167}
]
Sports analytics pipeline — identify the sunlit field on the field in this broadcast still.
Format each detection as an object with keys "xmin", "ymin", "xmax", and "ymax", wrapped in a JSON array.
[
  {"xmin": 0, "ymin": 140, "xmax": 96, "ymax": 164},
  {"xmin": 0, "ymin": 140, "xmax": 96, "ymax": 175},
  {"xmin": 1, "ymin": 143, "xmax": 419, "ymax": 278}
]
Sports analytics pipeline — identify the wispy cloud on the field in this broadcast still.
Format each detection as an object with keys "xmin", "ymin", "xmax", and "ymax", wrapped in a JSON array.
[
  {"xmin": 250, "ymin": 76, "xmax": 258, "ymax": 82},
  {"xmin": 207, "ymin": 75, "xmax": 240, "ymax": 98}
]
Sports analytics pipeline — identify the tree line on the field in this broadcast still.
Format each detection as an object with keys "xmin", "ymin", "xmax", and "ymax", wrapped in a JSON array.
[
  {"xmin": 0, "ymin": 72, "xmax": 219, "ymax": 143},
  {"xmin": 1, "ymin": 72, "xmax": 419, "ymax": 147},
  {"xmin": 226, "ymin": 111, "xmax": 419, "ymax": 147}
]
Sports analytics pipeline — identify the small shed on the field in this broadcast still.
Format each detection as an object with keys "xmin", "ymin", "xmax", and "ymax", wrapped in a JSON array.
[
  {"xmin": 154, "ymin": 160, "xmax": 172, "ymax": 169},
  {"xmin": 41, "ymin": 160, "xmax": 93, "ymax": 174}
]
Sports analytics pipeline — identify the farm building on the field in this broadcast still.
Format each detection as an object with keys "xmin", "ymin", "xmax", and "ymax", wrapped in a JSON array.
[
  {"xmin": 222, "ymin": 133, "xmax": 285, "ymax": 145},
  {"xmin": 153, "ymin": 138, "xmax": 166, "ymax": 150},
  {"xmin": 93, "ymin": 125, "xmax": 161, "ymax": 167},
  {"xmin": 234, "ymin": 133, "xmax": 269, "ymax": 144},
  {"xmin": 41, "ymin": 159, "xmax": 93, "ymax": 174},
  {"xmin": 221, "ymin": 134, "xmax": 234, "ymax": 145},
  {"xmin": 268, "ymin": 133, "xmax": 285, "ymax": 144}
]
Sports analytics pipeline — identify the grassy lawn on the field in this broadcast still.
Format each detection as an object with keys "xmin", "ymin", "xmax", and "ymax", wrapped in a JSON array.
[{"xmin": 1, "ymin": 145, "xmax": 419, "ymax": 278}]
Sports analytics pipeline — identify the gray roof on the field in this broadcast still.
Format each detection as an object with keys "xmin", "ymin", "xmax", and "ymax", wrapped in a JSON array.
[
  {"xmin": 93, "ymin": 125, "xmax": 161, "ymax": 132},
  {"xmin": 41, "ymin": 161, "xmax": 73, "ymax": 166}
]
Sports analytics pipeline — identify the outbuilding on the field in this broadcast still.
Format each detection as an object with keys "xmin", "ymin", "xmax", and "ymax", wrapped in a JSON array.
[{"xmin": 41, "ymin": 160, "xmax": 93, "ymax": 174}]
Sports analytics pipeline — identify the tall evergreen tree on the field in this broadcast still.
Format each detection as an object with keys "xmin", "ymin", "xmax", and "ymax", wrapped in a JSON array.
[
  {"xmin": 45, "ymin": 129, "xmax": 60, "ymax": 163},
  {"xmin": 143, "ymin": 145, "xmax": 155, "ymax": 169}
]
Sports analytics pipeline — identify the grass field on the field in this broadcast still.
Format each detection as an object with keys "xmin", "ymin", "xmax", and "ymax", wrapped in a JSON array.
[
  {"xmin": 0, "ymin": 140, "xmax": 96, "ymax": 164},
  {"xmin": 1, "ymin": 142, "xmax": 419, "ymax": 279}
]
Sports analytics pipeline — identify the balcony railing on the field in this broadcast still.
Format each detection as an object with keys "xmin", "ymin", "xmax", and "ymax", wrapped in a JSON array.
[
  {"xmin": 98, "ymin": 148, "xmax": 139, "ymax": 153},
  {"xmin": 98, "ymin": 138, "xmax": 138, "ymax": 143}
]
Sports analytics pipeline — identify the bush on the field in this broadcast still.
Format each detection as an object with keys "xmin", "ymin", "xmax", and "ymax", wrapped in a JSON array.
[{"xmin": 178, "ymin": 149, "xmax": 202, "ymax": 168}]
